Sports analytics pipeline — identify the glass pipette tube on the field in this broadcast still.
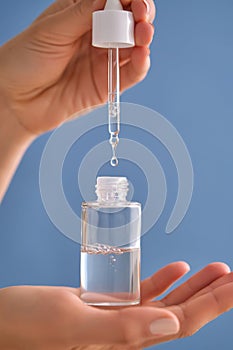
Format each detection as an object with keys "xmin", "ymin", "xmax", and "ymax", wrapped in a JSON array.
[{"xmin": 108, "ymin": 47, "xmax": 120, "ymax": 167}]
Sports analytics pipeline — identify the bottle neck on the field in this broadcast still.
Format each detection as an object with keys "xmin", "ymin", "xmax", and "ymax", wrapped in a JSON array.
[
  {"xmin": 95, "ymin": 177, "xmax": 128, "ymax": 203},
  {"xmin": 97, "ymin": 190, "xmax": 127, "ymax": 203}
]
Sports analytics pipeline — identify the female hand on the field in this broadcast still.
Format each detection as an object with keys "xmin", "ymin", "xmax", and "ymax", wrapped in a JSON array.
[
  {"xmin": 0, "ymin": 261, "xmax": 232, "ymax": 349},
  {"xmin": 0, "ymin": 0, "xmax": 155, "ymax": 200},
  {"xmin": 0, "ymin": 0, "xmax": 155, "ymax": 135}
]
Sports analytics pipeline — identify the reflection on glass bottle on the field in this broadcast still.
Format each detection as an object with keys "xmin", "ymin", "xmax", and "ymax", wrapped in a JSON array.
[{"xmin": 80, "ymin": 177, "xmax": 141, "ymax": 306}]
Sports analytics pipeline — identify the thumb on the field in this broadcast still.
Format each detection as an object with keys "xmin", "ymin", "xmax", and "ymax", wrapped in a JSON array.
[
  {"xmin": 72, "ymin": 306, "xmax": 180, "ymax": 346},
  {"xmin": 40, "ymin": 0, "xmax": 106, "ymax": 40}
]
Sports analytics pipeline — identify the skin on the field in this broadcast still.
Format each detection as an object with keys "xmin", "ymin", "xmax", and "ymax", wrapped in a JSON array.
[
  {"xmin": 0, "ymin": 0, "xmax": 233, "ymax": 349},
  {"xmin": 0, "ymin": 262, "xmax": 232, "ymax": 350},
  {"xmin": 0, "ymin": 0, "xmax": 155, "ymax": 200}
]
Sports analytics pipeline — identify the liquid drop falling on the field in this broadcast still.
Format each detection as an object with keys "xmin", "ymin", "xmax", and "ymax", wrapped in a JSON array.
[
  {"xmin": 111, "ymin": 156, "xmax": 118, "ymax": 167},
  {"xmin": 109, "ymin": 134, "xmax": 119, "ymax": 167}
]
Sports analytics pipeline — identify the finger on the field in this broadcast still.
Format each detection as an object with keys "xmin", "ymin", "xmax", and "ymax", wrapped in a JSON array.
[
  {"xmin": 171, "ymin": 282, "xmax": 233, "ymax": 339},
  {"xmin": 72, "ymin": 304, "xmax": 180, "ymax": 346},
  {"xmin": 161, "ymin": 262, "xmax": 230, "ymax": 306},
  {"xmin": 131, "ymin": 0, "xmax": 156, "ymax": 23},
  {"xmin": 112, "ymin": 20, "xmax": 154, "ymax": 64},
  {"xmin": 120, "ymin": 46, "xmax": 150, "ymax": 90},
  {"xmin": 189, "ymin": 271, "xmax": 233, "ymax": 301},
  {"xmin": 141, "ymin": 262, "xmax": 190, "ymax": 302},
  {"xmin": 119, "ymin": 47, "xmax": 133, "ymax": 65},
  {"xmin": 36, "ymin": 0, "xmax": 106, "ymax": 40},
  {"xmin": 140, "ymin": 282, "xmax": 233, "ymax": 348},
  {"xmin": 135, "ymin": 21, "xmax": 154, "ymax": 47}
]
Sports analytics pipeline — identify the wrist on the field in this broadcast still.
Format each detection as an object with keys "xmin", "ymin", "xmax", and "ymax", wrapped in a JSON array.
[{"xmin": 0, "ymin": 98, "xmax": 36, "ymax": 201}]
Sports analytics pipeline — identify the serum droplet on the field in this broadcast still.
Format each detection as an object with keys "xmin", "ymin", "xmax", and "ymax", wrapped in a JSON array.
[
  {"xmin": 111, "ymin": 156, "xmax": 118, "ymax": 167},
  {"xmin": 109, "ymin": 135, "xmax": 119, "ymax": 167}
]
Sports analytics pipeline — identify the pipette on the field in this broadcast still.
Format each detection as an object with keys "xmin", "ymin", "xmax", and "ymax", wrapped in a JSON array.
[
  {"xmin": 92, "ymin": 0, "xmax": 135, "ymax": 166},
  {"xmin": 108, "ymin": 47, "xmax": 120, "ymax": 166}
]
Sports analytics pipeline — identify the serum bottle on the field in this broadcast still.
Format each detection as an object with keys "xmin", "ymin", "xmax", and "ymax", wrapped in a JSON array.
[{"xmin": 80, "ymin": 177, "xmax": 141, "ymax": 306}]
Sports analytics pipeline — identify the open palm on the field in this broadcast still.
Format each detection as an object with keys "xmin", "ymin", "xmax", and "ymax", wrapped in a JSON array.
[{"xmin": 0, "ymin": 262, "xmax": 232, "ymax": 349}]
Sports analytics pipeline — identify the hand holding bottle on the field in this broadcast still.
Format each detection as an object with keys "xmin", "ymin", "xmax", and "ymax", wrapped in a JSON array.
[{"xmin": 0, "ymin": 262, "xmax": 232, "ymax": 349}]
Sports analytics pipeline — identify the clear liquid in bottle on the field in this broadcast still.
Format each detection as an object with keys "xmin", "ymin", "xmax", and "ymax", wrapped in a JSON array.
[{"xmin": 81, "ymin": 245, "xmax": 140, "ymax": 306}]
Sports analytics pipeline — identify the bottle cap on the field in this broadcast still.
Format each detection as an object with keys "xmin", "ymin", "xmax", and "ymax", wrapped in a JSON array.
[{"xmin": 92, "ymin": 0, "xmax": 135, "ymax": 48}]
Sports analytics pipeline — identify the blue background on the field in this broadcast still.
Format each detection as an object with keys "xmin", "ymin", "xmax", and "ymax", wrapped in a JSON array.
[{"xmin": 1, "ymin": 0, "xmax": 233, "ymax": 349}]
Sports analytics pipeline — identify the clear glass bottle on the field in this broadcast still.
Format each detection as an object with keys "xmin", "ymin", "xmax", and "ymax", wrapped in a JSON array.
[{"xmin": 80, "ymin": 177, "xmax": 141, "ymax": 306}]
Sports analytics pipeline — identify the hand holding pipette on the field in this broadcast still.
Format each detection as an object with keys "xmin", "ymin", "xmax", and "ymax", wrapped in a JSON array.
[{"xmin": 0, "ymin": 0, "xmax": 155, "ymax": 200}]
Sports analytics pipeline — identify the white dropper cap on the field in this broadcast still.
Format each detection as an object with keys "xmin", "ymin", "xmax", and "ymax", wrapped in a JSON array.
[{"xmin": 92, "ymin": 0, "xmax": 135, "ymax": 48}]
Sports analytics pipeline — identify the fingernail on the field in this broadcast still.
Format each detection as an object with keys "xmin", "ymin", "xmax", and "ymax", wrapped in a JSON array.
[
  {"xmin": 143, "ymin": 0, "xmax": 150, "ymax": 17},
  {"xmin": 149, "ymin": 318, "xmax": 179, "ymax": 336},
  {"xmin": 145, "ymin": 55, "xmax": 151, "ymax": 71}
]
